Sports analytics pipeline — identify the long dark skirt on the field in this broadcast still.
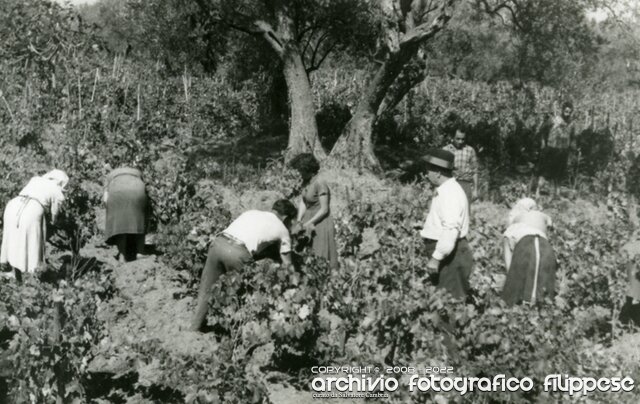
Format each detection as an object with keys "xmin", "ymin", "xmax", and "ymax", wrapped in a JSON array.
[
  {"xmin": 105, "ymin": 171, "xmax": 148, "ymax": 242},
  {"xmin": 112, "ymin": 234, "xmax": 145, "ymax": 262},
  {"xmin": 538, "ymin": 147, "xmax": 569, "ymax": 181},
  {"xmin": 424, "ymin": 238, "xmax": 474, "ymax": 299},
  {"xmin": 502, "ymin": 235, "xmax": 557, "ymax": 306},
  {"xmin": 620, "ymin": 297, "xmax": 640, "ymax": 326}
]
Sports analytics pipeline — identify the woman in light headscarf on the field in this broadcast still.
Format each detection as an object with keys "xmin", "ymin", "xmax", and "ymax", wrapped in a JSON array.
[
  {"xmin": 0, "ymin": 169, "xmax": 69, "ymax": 275},
  {"xmin": 501, "ymin": 198, "xmax": 557, "ymax": 306}
]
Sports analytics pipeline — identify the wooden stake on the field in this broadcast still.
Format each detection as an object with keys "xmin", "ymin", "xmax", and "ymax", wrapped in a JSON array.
[
  {"xmin": 90, "ymin": 68, "xmax": 99, "ymax": 102},
  {"xmin": 0, "ymin": 91, "xmax": 15, "ymax": 123},
  {"xmin": 182, "ymin": 66, "xmax": 189, "ymax": 102},
  {"xmin": 136, "ymin": 83, "xmax": 141, "ymax": 121},
  {"xmin": 77, "ymin": 76, "xmax": 82, "ymax": 120}
]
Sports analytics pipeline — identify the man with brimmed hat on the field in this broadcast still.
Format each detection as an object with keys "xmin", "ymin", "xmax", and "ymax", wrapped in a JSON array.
[{"xmin": 420, "ymin": 149, "xmax": 473, "ymax": 299}]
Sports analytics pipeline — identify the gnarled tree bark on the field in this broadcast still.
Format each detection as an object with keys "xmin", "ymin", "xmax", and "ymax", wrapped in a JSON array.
[
  {"xmin": 213, "ymin": 1, "xmax": 326, "ymax": 162},
  {"xmin": 254, "ymin": 4, "xmax": 326, "ymax": 161},
  {"xmin": 328, "ymin": 0, "xmax": 456, "ymax": 171}
]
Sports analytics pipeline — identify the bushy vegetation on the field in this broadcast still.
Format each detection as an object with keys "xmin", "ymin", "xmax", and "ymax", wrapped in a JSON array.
[{"xmin": 1, "ymin": 0, "xmax": 640, "ymax": 402}]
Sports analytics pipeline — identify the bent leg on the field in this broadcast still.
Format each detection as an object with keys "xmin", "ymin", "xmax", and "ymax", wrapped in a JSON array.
[
  {"xmin": 190, "ymin": 242, "xmax": 225, "ymax": 331},
  {"xmin": 114, "ymin": 235, "xmax": 127, "ymax": 262},
  {"xmin": 122, "ymin": 234, "xmax": 144, "ymax": 262}
]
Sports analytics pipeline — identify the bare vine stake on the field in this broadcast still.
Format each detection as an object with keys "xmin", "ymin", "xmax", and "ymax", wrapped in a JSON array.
[
  {"xmin": 22, "ymin": 77, "xmax": 28, "ymax": 108},
  {"xmin": 90, "ymin": 68, "xmax": 99, "ymax": 102},
  {"xmin": 112, "ymin": 55, "xmax": 117, "ymax": 78},
  {"xmin": 182, "ymin": 65, "xmax": 189, "ymax": 102},
  {"xmin": 136, "ymin": 83, "xmax": 141, "ymax": 121},
  {"xmin": 77, "ymin": 76, "xmax": 82, "ymax": 120},
  {"xmin": 0, "ymin": 92, "xmax": 15, "ymax": 123},
  {"xmin": 65, "ymin": 82, "xmax": 70, "ymax": 110},
  {"xmin": 122, "ymin": 74, "xmax": 128, "ymax": 106}
]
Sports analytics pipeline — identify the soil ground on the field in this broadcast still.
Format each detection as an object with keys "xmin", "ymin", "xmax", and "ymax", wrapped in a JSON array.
[{"xmin": 80, "ymin": 192, "xmax": 640, "ymax": 403}]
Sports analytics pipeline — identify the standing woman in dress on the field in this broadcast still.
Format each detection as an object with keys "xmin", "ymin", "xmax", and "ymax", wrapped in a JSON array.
[
  {"xmin": 501, "ymin": 198, "xmax": 557, "ymax": 306},
  {"xmin": 290, "ymin": 153, "xmax": 338, "ymax": 269},
  {"xmin": 0, "ymin": 169, "xmax": 69, "ymax": 275},
  {"xmin": 104, "ymin": 166, "xmax": 149, "ymax": 263}
]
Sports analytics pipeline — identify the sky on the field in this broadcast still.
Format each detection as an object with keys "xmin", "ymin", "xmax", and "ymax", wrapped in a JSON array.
[{"xmin": 55, "ymin": 0, "xmax": 100, "ymax": 5}]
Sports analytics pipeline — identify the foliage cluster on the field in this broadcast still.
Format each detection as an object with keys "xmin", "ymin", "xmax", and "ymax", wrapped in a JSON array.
[
  {"xmin": 165, "ymin": 174, "xmax": 636, "ymax": 403},
  {"xmin": 0, "ymin": 269, "xmax": 115, "ymax": 403},
  {"xmin": 0, "ymin": 1, "xmax": 639, "ymax": 402}
]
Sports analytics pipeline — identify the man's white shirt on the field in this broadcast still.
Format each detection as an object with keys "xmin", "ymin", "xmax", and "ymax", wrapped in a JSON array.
[
  {"xmin": 420, "ymin": 178, "xmax": 469, "ymax": 261},
  {"xmin": 224, "ymin": 210, "xmax": 292, "ymax": 255}
]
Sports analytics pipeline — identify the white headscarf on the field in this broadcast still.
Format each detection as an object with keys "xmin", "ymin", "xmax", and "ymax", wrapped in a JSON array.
[
  {"xmin": 504, "ymin": 198, "xmax": 553, "ymax": 250},
  {"xmin": 43, "ymin": 169, "xmax": 69, "ymax": 190},
  {"xmin": 507, "ymin": 197, "xmax": 538, "ymax": 225}
]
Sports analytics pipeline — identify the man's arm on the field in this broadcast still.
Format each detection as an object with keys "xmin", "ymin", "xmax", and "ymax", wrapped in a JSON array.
[
  {"xmin": 471, "ymin": 148, "xmax": 479, "ymax": 199},
  {"xmin": 280, "ymin": 252, "xmax": 294, "ymax": 270}
]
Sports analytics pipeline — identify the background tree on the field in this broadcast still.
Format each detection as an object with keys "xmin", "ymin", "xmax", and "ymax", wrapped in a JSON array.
[
  {"xmin": 208, "ymin": 0, "xmax": 376, "ymax": 160},
  {"xmin": 328, "ymin": 0, "xmax": 458, "ymax": 171},
  {"xmin": 475, "ymin": 0, "xmax": 600, "ymax": 89},
  {"xmin": 81, "ymin": 0, "xmax": 376, "ymax": 161}
]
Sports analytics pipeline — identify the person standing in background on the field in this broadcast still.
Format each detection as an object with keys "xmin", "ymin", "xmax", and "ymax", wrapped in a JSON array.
[
  {"xmin": 536, "ymin": 101, "xmax": 575, "ymax": 198},
  {"xmin": 444, "ymin": 126, "xmax": 479, "ymax": 209}
]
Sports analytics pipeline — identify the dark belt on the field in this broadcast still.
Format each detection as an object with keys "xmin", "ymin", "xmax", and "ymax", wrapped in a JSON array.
[
  {"xmin": 218, "ymin": 232, "xmax": 250, "ymax": 249},
  {"xmin": 217, "ymin": 232, "xmax": 257, "ymax": 260},
  {"xmin": 424, "ymin": 237, "xmax": 467, "ymax": 243}
]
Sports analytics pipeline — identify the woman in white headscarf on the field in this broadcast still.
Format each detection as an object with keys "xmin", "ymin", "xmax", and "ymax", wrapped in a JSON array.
[
  {"xmin": 501, "ymin": 198, "xmax": 557, "ymax": 306},
  {"xmin": 0, "ymin": 169, "xmax": 69, "ymax": 274}
]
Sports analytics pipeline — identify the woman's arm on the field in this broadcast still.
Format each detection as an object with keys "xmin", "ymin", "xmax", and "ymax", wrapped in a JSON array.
[
  {"xmin": 50, "ymin": 192, "xmax": 64, "ymax": 224},
  {"xmin": 303, "ymin": 193, "xmax": 330, "ymax": 227},
  {"xmin": 503, "ymin": 237, "xmax": 513, "ymax": 270},
  {"xmin": 297, "ymin": 197, "xmax": 306, "ymax": 222}
]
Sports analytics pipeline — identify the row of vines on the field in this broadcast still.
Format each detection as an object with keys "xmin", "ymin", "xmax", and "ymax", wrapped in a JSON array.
[{"xmin": 1, "ymin": 1, "xmax": 640, "ymax": 403}]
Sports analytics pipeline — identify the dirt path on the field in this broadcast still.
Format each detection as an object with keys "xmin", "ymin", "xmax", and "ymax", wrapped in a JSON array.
[{"xmin": 83, "ymin": 244, "xmax": 350, "ymax": 403}]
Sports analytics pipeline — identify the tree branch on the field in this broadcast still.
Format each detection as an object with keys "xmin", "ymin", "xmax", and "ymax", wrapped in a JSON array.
[
  {"xmin": 309, "ymin": 31, "xmax": 330, "ymax": 69},
  {"xmin": 254, "ymin": 20, "xmax": 285, "ymax": 57},
  {"xmin": 477, "ymin": 0, "xmax": 523, "ymax": 31},
  {"xmin": 400, "ymin": 0, "xmax": 456, "ymax": 48},
  {"xmin": 301, "ymin": 27, "xmax": 318, "ymax": 66},
  {"xmin": 307, "ymin": 39, "xmax": 338, "ymax": 74},
  {"xmin": 378, "ymin": 52, "xmax": 427, "ymax": 115},
  {"xmin": 297, "ymin": 23, "xmax": 320, "ymax": 42}
]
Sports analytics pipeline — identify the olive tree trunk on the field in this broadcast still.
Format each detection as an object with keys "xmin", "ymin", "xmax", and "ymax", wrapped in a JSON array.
[{"xmin": 328, "ymin": 0, "xmax": 455, "ymax": 171}]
